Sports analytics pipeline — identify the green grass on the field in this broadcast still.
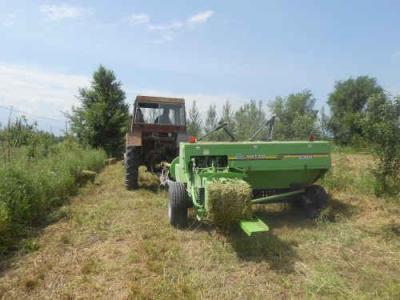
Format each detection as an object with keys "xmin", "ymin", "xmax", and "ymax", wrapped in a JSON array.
[
  {"xmin": 320, "ymin": 153, "xmax": 376, "ymax": 195},
  {"xmin": 0, "ymin": 154, "xmax": 399, "ymax": 299},
  {"xmin": 0, "ymin": 140, "xmax": 106, "ymax": 253}
]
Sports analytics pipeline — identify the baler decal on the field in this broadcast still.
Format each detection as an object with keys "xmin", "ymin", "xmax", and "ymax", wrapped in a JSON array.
[{"xmin": 228, "ymin": 153, "xmax": 329, "ymax": 161}]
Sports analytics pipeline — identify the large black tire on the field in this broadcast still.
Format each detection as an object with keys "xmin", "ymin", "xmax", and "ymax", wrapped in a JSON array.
[
  {"xmin": 302, "ymin": 185, "xmax": 329, "ymax": 218},
  {"xmin": 125, "ymin": 146, "xmax": 141, "ymax": 190},
  {"xmin": 168, "ymin": 181, "xmax": 188, "ymax": 227}
]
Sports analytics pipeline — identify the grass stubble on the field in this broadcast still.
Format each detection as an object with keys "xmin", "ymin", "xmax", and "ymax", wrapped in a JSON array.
[{"xmin": 0, "ymin": 154, "xmax": 399, "ymax": 299}]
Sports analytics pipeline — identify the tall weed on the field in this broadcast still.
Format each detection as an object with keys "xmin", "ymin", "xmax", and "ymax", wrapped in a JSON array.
[{"xmin": 0, "ymin": 139, "xmax": 106, "ymax": 250}]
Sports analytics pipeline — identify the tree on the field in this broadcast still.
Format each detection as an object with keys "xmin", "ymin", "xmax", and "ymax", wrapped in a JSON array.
[
  {"xmin": 214, "ymin": 100, "xmax": 236, "ymax": 141},
  {"xmin": 234, "ymin": 100, "xmax": 266, "ymax": 141},
  {"xmin": 68, "ymin": 66, "xmax": 129, "ymax": 157},
  {"xmin": 319, "ymin": 106, "xmax": 331, "ymax": 139},
  {"xmin": 187, "ymin": 101, "xmax": 203, "ymax": 137},
  {"xmin": 269, "ymin": 90, "xmax": 319, "ymax": 140},
  {"xmin": 204, "ymin": 104, "xmax": 218, "ymax": 133},
  {"xmin": 221, "ymin": 100, "xmax": 235, "ymax": 131},
  {"xmin": 362, "ymin": 94, "xmax": 400, "ymax": 196},
  {"xmin": 328, "ymin": 76, "xmax": 384, "ymax": 145}
]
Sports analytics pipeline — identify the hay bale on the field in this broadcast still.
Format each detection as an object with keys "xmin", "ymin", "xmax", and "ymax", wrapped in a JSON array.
[
  {"xmin": 206, "ymin": 178, "xmax": 252, "ymax": 228},
  {"xmin": 105, "ymin": 158, "xmax": 117, "ymax": 165},
  {"xmin": 77, "ymin": 170, "xmax": 97, "ymax": 185},
  {"xmin": 138, "ymin": 166, "xmax": 159, "ymax": 190}
]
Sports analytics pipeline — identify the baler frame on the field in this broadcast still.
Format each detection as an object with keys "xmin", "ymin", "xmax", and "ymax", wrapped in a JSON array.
[{"xmin": 167, "ymin": 137, "xmax": 331, "ymax": 235}]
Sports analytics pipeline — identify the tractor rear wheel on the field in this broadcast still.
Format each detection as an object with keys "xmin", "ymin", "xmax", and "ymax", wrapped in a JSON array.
[
  {"xmin": 125, "ymin": 146, "xmax": 141, "ymax": 190},
  {"xmin": 302, "ymin": 185, "xmax": 329, "ymax": 218},
  {"xmin": 168, "ymin": 181, "xmax": 188, "ymax": 227}
]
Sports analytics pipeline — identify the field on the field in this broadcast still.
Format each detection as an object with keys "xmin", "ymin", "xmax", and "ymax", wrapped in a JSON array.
[{"xmin": 0, "ymin": 153, "xmax": 399, "ymax": 299}]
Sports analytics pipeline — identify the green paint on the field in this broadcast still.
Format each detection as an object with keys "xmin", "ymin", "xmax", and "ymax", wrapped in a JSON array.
[
  {"xmin": 171, "ymin": 140, "xmax": 331, "ymax": 234},
  {"xmin": 240, "ymin": 218, "xmax": 270, "ymax": 236}
]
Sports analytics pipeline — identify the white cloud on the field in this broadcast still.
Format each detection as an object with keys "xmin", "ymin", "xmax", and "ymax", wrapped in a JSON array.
[
  {"xmin": 148, "ymin": 21, "xmax": 184, "ymax": 43},
  {"xmin": 148, "ymin": 21, "xmax": 184, "ymax": 32},
  {"xmin": 391, "ymin": 50, "xmax": 400, "ymax": 62},
  {"xmin": 128, "ymin": 14, "xmax": 150, "ymax": 25},
  {"xmin": 187, "ymin": 10, "xmax": 214, "ymax": 24},
  {"xmin": 0, "ymin": 13, "xmax": 16, "ymax": 27},
  {"xmin": 40, "ymin": 4, "xmax": 92, "ymax": 21},
  {"xmin": 0, "ymin": 63, "xmax": 89, "ymax": 123},
  {"xmin": 128, "ymin": 10, "xmax": 215, "ymax": 43}
]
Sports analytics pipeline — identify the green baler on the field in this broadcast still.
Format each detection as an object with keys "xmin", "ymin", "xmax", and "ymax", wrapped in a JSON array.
[
  {"xmin": 165, "ymin": 121, "xmax": 331, "ymax": 236},
  {"xmin": 167, "ymin": 140, "xmax": 331, "ymax": 235}
]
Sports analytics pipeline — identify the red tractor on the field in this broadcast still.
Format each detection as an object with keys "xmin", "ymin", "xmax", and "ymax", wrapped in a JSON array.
[{"xmin": 124, "ymin": 96, "xmax": 187, "ymax": 189}]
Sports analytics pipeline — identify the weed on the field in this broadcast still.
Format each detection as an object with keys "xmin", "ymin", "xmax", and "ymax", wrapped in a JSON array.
[
  {"xmin": 23, "ymin": 276, "xmax": 38, "ymax": 291},
  {"xmin": 23, "ymin": 239, "xmax": 40, "ymax": 253},
  {"xmin": 0, "ymin": 139, "xmax": 106, "ymax": 251}
]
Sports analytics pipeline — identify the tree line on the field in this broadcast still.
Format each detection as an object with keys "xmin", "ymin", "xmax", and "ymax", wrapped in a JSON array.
[
  {"xmin": 68, "ymin": 66, "xmax": 400, "ymax": 196},
  {"xmin": 187, "ymin": 76, "xmax": 399, "ymax": 145}
]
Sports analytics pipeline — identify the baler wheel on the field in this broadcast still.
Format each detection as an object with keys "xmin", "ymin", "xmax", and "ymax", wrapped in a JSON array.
[
  {"xmin": 303, "ymin": 185, "xmax": 329, "ymax": 218},
  {"xmin": 125, "ymin": 146, "xmax": 141, "ymax": 190},
  {"xmin": 168, "ymin": 181, "xmax": 188, "ymax": 227}
]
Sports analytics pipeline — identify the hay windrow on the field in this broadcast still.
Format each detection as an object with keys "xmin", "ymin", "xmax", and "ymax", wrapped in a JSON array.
[
  {"xmin": 206, "ymin": 178, "xmax": 252, "ymax": 228},
  {"xmin": 138, "ymin": 166, "xmax": 160, "ymax": 190}
]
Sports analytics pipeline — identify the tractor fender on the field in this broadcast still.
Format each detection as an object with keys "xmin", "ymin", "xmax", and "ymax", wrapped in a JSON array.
[{"xmin": 169, "ymin": 157, "xmax": 179, "ymax": 181}]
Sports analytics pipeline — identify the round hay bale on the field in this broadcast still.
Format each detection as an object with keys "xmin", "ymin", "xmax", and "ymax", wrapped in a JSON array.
[
  {"xmin": 206, "ymin": 178, "xmax": 252, "ymax": 228},
  {"xmin": 138, "ymin": 166, "xmax": 160, "ymax": 190}
]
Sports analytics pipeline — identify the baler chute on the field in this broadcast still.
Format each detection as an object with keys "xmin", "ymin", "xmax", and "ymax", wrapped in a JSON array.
[{"xmin": 165, "ymin": 121, "xmax": 331, "ymax": 236}]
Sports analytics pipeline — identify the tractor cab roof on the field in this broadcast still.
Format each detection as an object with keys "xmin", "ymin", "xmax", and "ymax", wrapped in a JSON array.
[{"xmin": 135, "ymin": 95, "xmax": 185, "ymax": 107}]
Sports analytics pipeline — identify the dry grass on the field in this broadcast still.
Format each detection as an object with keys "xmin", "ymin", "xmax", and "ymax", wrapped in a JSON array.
[
  {"xmin": 138, "ymin": 166, "xmax": 159, "ymax": 190},
  {"xmin": 207, "ymin": 179, "xmax": 252, "ymax": 228},
  {"xmin": 0, "ymin": 154, "xmax": 399, "ymax": 299}
]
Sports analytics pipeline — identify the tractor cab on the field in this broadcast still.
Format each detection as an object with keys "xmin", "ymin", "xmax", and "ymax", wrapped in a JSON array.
[{"xmin": 133, "ymin": 98, "xmax": 186, "ymax": 127}]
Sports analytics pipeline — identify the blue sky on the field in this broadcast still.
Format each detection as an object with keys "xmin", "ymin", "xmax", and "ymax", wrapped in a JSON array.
[{"xmin": 0, "ymin": 0, "xmax": 399, "ymax": 133}]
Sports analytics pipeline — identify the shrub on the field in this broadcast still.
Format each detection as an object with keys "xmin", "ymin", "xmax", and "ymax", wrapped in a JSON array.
[
  {"xmin": 362, "ymin": 95, "xmax": 400, "ymax": 196},
  {"xmin": 0, "ymin": 139, "xmax": 106, "ymax": 249}
]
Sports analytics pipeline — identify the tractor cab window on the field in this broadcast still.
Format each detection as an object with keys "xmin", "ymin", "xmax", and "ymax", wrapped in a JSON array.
[{"xmin": 135, "ymin": 103, "xmax": 185, "ymax": 126}]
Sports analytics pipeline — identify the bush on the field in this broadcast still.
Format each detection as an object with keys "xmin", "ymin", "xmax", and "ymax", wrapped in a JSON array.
[
  {"xmin": 0, "ymin": 139, "xmax": 106, "ymax": 248},
  {"xmin": 362, "ymin": 95, "xmax": 400, "ymax": 196}
]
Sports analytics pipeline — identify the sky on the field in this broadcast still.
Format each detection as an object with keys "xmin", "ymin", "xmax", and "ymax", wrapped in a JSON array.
[{"xmin": 0, "ymin": 0, "xmax": 399, "ymax": 134}]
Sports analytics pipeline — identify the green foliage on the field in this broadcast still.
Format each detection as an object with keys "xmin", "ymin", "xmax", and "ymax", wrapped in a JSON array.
[
  {"xmin": 0, "ymin": 137, "xmax": 106, "ymax": 250},
  {"xmin": 0, "ymin": 117, "xmax": 61, "ymax": 160},
  {"xmin": 269, "ymin": 90, "xmax": 319, "ymax": 140},
  {"xmin": 211, "ymin": 101, "xmax": 236, "ymax": 141},
  {"xmin": 187, "ymin": 101, "xmax": 203, "ymax": 137},
  {"xmin": 328, "ymin": 76, "xmax": 384, "ymax": 145},
  {"xmin": 318, "ymin": 106, "xmax": 331, "ymax": 139},
  {"xmin": 234, "ymin": 100, "xmax": 266, "ymax": 141},
  {"xmin": 361, "ymin": 94, "xmax": 400, "ymax": 196},
  {"xmin": 204, "ymin": 104, "xmax": 218, "ymax": 133},
  {"xmin": 221, "ymin": 101, "xmax": 235, "ymax": 132},
  {"xmin": 320, "ymin": 153, "xmax": 375, "ymax": 195},
  {"xmin": 69, "ymin": 65, "xmax": 129, "ymax": 157}
]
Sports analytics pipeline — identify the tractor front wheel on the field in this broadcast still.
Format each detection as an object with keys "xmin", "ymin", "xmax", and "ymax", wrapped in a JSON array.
[
  {"xmin": 302, "ymin": 185, "xmax": 329, "ymax": 218},
  {"xmin": 125, "ymin": 146, "xmax": 141, "ymax": 190},
  {"xmin": 168, "ymin": 181, "xmax": 188, "ymax": 227}
]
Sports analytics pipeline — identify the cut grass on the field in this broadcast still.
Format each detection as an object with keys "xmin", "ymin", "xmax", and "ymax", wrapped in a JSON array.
[{"xmin": 0, "ymin": 153, "xmax": 399, "ymax": 299}]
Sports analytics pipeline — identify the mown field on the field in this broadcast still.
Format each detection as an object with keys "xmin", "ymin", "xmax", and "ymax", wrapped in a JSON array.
[{"xmin": 0, "ymin": 153, "xmax": 399, "ymax": 299}]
